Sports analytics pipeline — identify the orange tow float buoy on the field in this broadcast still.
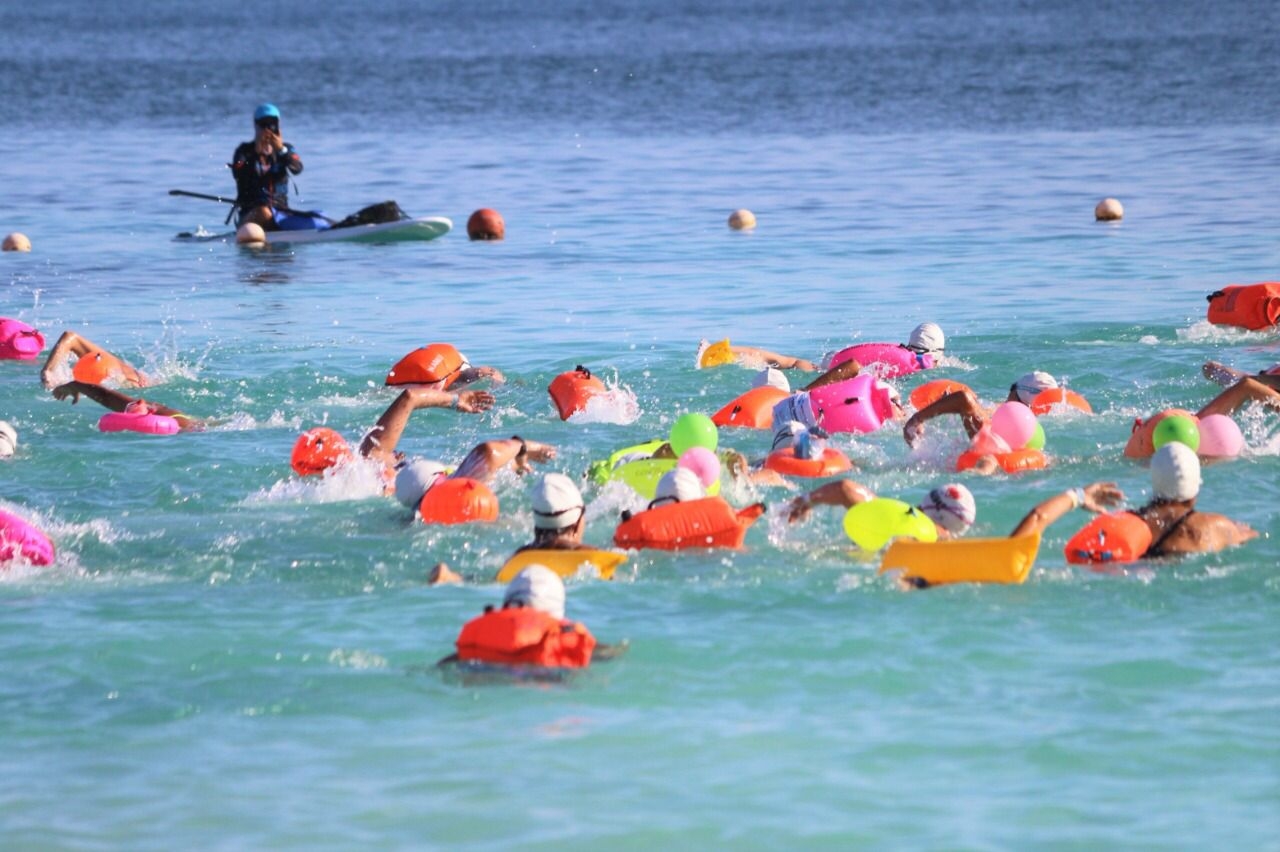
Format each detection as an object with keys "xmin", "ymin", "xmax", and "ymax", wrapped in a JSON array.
[
  {"xmin": 1205, "ymin": 282, "xmax": 1280, "ymax": 331},
  {"xmin": 711, "ymin": 386, "xmax": 789, "ymax": 430},
  {"xmin": 418, "ymin": 477, "xmax": 500, "ymax": 525},
  {"xmin": 548, "ymin": 365, "xmax": 607, "ymax": 420},
  {"xmin": 385, "ymin": 343, "xmax": 466, "ymax": 388},
  {"xmin": 1029, "ymin": 388, "xmax": 1093, "ymax": 415},
  {"xmin": 613, "ymin": 497, "xmax": 765, "ymax": 551},
  {"xmin": 290, "ymin": 428, "xmax": 352, "ymax": 476}
]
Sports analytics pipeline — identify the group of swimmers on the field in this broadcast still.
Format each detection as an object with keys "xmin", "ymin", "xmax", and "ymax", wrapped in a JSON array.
[{"xmin": 3, "ymin": 312, "xmax": 1278, "ymax": 674}]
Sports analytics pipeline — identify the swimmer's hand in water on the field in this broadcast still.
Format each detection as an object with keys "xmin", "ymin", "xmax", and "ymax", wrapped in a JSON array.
[
  {"xmin": 51, "ymin": 382, "xmax": 81, "ymax": 404},
  {"xmin": 514, "ymin": 440, "xmax": 556, "ymax": 474},
  {"xmin": 903, "ymin": 414, "xmax": 925, "ymax": 446},
  {"xmin": 786, "ymin": 495, "xmax": 813, "ymax": 523}
]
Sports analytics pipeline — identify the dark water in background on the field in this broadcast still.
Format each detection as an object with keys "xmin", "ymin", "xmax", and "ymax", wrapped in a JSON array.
[
  {"xmin": 2, "ymin": 2, "xmax": 1280, "ymax": 848},
  {"xmin": 5, "ymin": 0, "xmax": 1279, "ymax": 133}
]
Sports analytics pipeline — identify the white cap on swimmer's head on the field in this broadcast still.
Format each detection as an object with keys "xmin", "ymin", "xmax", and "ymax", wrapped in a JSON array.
[
  {"xmin": 503, "ymin": 565, "xmax": 566, "ymax": 620},
  {"xmin": 907, "ymin": 322, "xmax": 945, "ymax": 355},
  {"xmin": 1151, "ymin": 442, "xmax": 1201, "ymax": 502},
  {"xmin": 753, "ymin": 367, "xmax": 791, "ymax": 393},
  {"xmin": 531, "ymin": 473, "xmax": 585, "ymax": 530},
  {"xmin": 653, "ymin": 467, "xmax": 705, "ymax": 505},
  {"xmin": 1012, "ymin": 371, "xmax": 1058, "ymax": 405},
  {"xmin": 393, "ymin": 458, "xmax": 448, "ymax": 507},
  {"xmin": 918, "ymin": 483, "xmax": 977, "ymax": 535},
  {"xmin": 0, "ymin": 420, "xmax": 16, "ymax": 458}
]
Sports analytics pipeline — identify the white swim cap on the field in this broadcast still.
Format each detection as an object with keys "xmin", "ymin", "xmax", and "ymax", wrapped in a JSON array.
[
  {"xmin": 653, "ymin": 467, "xmax": 705, "ymax": 505},
  {"xmin": 753, "ymin": 367, "xmax": 791, "ymax": 393},
  {"xmin": 1012, "ymin": 371, "xmax": 1058, "ymax": 405},
  {"xmin": 1151, "ymin": 443, "xmax": 1201, "ymax": 502},
  {"xmin": 503, "ymin": 565, "xmax": 565, "ymax": 620},
  {"xmin": 531, "ymin": 473, "xmax": 585, "ymax": 530},
  {"xmin": 0, "ymin": 420, "xmax": 16, "ymax": 458},
  {"xmin": 919, "ymin": 483, "xmax": 977, "ymax": 535},
  {"xmin": 907, "ymin": 322, "xmax": 945, "ymax": 354},
  {"xmin": 393, "ymin": 458, "xmax": 448, "ymax": 507}
]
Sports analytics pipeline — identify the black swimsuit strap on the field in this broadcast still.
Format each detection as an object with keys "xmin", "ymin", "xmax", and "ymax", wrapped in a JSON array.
[{"xmin": 1143, "ymin": 507, "xmax": 1197, "ymax": 557}]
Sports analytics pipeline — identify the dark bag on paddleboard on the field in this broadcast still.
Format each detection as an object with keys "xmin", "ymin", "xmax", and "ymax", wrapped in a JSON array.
[{"xmin": 334, "ymin": 201, "xmax": 410, "ymax": 229}]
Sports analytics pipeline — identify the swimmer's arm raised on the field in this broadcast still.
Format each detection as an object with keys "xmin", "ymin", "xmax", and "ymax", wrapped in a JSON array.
[
  {"xmin": 1009, "ymin": 482, "xmax": 1122, "ymax": 538},
  {"xmin": 360, "ymin": 388, "xmax": 495, "ymax": 465},
  {"xmin": 903, "ymin": 389, "xmax": 985, "ymax": 445}
]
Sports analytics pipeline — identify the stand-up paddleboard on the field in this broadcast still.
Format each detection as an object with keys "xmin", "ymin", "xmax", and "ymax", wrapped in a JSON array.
[{"xmin": 176, "ymin": 216, "xmax": 451, "ymax": 245}]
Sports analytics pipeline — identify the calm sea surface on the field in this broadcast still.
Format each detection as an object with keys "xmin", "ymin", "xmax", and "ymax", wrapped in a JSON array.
[{"xmin": 2, "ymin": 1, "xmax": 1278, "ymax": 847}]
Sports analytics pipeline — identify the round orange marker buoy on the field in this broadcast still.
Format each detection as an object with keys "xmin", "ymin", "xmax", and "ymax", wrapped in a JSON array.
[
  {"xmin": 2, "ymin": 233, "xmax": 31, "ymax": 252},
  {"xmin": 728, "ymin": 209, "xmax": 756, "ymax": 230},
  {"xmin": 467, "ymin": 208, "xmax": 505, "ymax": 241},
  {"xmin": 1094, "ymin": 198, "xmax": 1123, "ymax": 221}
]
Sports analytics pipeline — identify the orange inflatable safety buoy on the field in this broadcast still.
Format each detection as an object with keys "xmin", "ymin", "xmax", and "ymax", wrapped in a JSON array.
[
  {"xmin": 1064, "ymin": 512, "xmax": 1153, "ymax": 565},
  {"xmin": 613, "ymin": 497, "xmax": 765, "ymax": 551},
  {"xmin": 711, "ymin": 386, "xmax": 790, "ymax": 430},
  {"xmin": 385, "ymin": 343, "xmax": 466, "ymax": 388},
  {"xmin": 418, "ymin": 477, "xmax": 499, "ymax": 525},
  {"xmin": 763, "ymin": 447, "xmax": 853, "ymax": 478},
  {"xmin": 455, "ymin": 607, "xmax": 595, "ymax": 668},
  {"xmin": 1206, "ymin": 283, "xmax": 1280, "ymax": 331},
  {"xmin": 72, "ymin": 349, "xmax": 128, "ymax": 385},
  {"xmin": 955, "ymin": 447, "xmax": 1048, "ymax": 474},
  {"xmin": 1124, "ymin": 408, "xmax": 1198, "ymax": 459},
  {"xmin": 290, "ymin": 427, "xmax": 352, "ymax": 476},
  {"xmin": 548, "ymin": 366, "xmax": 607, "ymax": 420},
  {"xmin": 1029, "ymin": 388, "xmax": 1093, "ymax": 416},
  {"xmin": 909, "ymin": 379, "xmax": 973, "ymax": 411}
]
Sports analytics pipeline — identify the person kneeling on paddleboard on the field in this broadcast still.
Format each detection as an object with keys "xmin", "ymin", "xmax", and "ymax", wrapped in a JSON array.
[{"xmin": 229, "ymin": 103, "xmax": 311, "ymax": 231}]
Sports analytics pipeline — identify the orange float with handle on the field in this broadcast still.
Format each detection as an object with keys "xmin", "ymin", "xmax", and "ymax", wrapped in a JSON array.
[
  {"xmin": 955, "ymin": 447, "xmax": 1047, "ymax": 474},
  {"xmin": 1205, "ymin": 282, "xmax": 1280, "ymax": 331},
  {"xmin": 548, "ymin": 365, "xmax": 607, "ymax": 420},
  {"xmin": 1029, "ymin": 388, "xmax": 1093, "ymax": 415},
  {"xmin": 908, "ymin": 379, "xmax": 973, "ymax": 411},
  {"xmin": 1064, "ymin": 512, "xmax": 1153, "ymax": 565},
  {"xmin": 711, "ymin": 386, "xmax": 789, "ymax": 430},
  {"xmin": 763, "ymin": 447, "xmax": 853, "ymax": 478},
  {"xmin": 613, "ymin": 496, "xmax": 765, "ymax": 551},
  {"xmin": 290, "ymin": 428, "xmax": 352, "ymax": 476},
  {"xmin": 385, "ymin": 343, "xmax": 467, "ymax": 388},
  {"xmin": 455, "ymin": 606, "xmax": 596, "ymax": 668},
  {"xmin": 418, "ymin": 477, "xmax": 499, "ymax": 525},
  {"xmin": 1124, "ymin": 408, "xmax": 1198, "ymax": 459}
]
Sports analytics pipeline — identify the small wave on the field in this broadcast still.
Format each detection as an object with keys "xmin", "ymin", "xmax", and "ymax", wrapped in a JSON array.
[
  {"xmin": 244, "ymin": 458, "xmax": 389, "ymax": 505},
  {"xmin": 211, "ymin": 410, "xmax": 302, "ymax": 432},
  {"xmin": 569, "ymin": 377, "xmax": 641, "ymax": 425}
]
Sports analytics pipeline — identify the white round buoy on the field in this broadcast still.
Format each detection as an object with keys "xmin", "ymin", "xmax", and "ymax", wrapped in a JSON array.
[
  {"xmin": 2, "ymin": 232, "xmax": 31, "ymax": 252},
  {"xmin": 728, "ymin": 209, "xmax": 756, "ymax": 230},
  {"xmin": 1095, "ymin": 198, "xmax": 1124, "ymax": 221},
  {"xmin": 236, "ymin": 222, "xmax": 267, "ymax": 245}
]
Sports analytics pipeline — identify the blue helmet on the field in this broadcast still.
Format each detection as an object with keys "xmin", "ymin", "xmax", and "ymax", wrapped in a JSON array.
[{"xmin": 253, "ymin": 103, "xmax": 280, "ymax": 122}]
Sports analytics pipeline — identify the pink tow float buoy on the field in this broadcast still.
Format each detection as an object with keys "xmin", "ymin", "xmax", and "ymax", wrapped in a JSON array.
[
  {"xmin": 0, "ymin": 508, "xmax": 55, "ymax": 566},
  {"xmin": 98, "ymin": 401, "xmax": 180, "ymax": 435},
  {"xmin": 0, "ymin": 318, "xmax": 45, "ymax": 360}
]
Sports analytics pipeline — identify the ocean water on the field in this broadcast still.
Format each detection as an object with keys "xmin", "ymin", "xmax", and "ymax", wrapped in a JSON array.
[{"xmin": 2, "ymin": 1, "xmax": 1279, "ymax": 847}]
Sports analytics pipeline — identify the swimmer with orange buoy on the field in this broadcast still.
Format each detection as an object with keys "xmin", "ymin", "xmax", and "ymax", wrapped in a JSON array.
[
  {"xmin": 436, "ymin": 565, "xmax": 625, "ymax": 675},
  {"xmin": 1124, "ymin": 369, "xmax": 1280, "ymax": 459},
  {"xmin": 40, "ymin": 330, "xmax": 148, "ymax": 389},
  {"xmin": 613, "ymin": 467, "xmax": 765, "ymax": 551},
  {"xmin": 786, "ymin": 478, "xmax": 979, "ymax": 538}
]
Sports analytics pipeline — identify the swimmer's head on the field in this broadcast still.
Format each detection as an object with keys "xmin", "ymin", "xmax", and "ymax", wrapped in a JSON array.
[
  {"xmin": 531, "ymin": 473, "xmax": 585, "ymax": 531},
  {"xmin": 1012, "ymin": 371, "xmax": 1058, "ymax": 405},
  {"xmin": 1151, "ymin": 443, "xmax": 1201, "ymax": 502},
  {"xmin": 919, "ymin": 483, "xmax": 977, "ymax": 535},
  {"xmin": 0, "ymin": 420, "xmax": 16, "ymax": 458},
  {"xmin": 907, "ymin": 322, "xmax": 945, "ymax": 355},
  {"xmin": 753, "ymin": 367, "xmax": 790, "ymax": 393},
  {"xmin": 651, "ymin": 467, "xmax": 704, "ymax": 507},
  {"xmin": 503, "ymin": 565, "xmax": 565, "ymax": 620},
  {"xmin": 393, "ymin": 458, "xmax": 448, "ymax": 507}
]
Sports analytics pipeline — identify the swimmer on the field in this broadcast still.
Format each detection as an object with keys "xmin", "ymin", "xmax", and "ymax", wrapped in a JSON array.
[
  {"xmin": 50, "ymin": 381, "xmax": 203, "ymax": 431},
  {"xmin": 360, "ymin": 386, "xmax": 498, "ymax": 467},
  {"xmin": 385, "ymin": 342, "xmax": 505, "ymax": 390},
  {"xmin": 1017, "ymin": 445, "xmax": 1255, "ymax": 556},
  {"xmin": 614, "ymin": 467, "xmax": 707, "ymax": 525},
  {"xmin": 514, "ymin": 473, "xmax": 591, "ymax": 554},
  {"xmin": 436, "ymin": 565, "xmax": 612, "ymax": 669},
  {"xmin": 41, "ymin": 330, "xmax": 147, "ymax": 389},
  {"xmin": 1195, "ymin": 364, "xmax": 1280, "ymax": 417},
  {"xmin": 697, "ymin": 339, "xmax": 818, "ymax": 371},
  {"xmin": 0, "ymin": 420, "xmax": 17, "ymax": 458},
  {"xmin": 903, "ymin": 370, "xmax": 1057, "ymax": 447},
  {"xmin": 787, "ymin": 480, "xmax": 977, "ymax": 539},
  {"xmin": 722, "ymin": 420, "xmax": 841, "ymax": 489}
]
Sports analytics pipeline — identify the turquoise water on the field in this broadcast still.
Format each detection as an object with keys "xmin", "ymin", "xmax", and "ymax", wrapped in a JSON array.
[{"xmin": 3, "ymin": 2, "xmax": 1280, "ymax": 846}]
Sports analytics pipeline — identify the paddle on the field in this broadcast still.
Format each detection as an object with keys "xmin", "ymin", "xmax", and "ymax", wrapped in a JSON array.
[{"xmin": 168, "ymin": 189, "xmax": 337, "ymax": 225}]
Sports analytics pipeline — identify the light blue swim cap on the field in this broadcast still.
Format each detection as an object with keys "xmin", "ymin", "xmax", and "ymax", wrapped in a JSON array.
[{"xmin": 253, "ymin": 103, "xmax": 281, "ymax": 121}]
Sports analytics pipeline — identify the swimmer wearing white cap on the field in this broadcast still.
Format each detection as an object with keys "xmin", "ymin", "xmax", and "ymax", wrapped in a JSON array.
[
  {"xmin": 903, "ymin": 370, "xmax": 1061, "ymax": 449},
  {"xmin": 0, "ymin": 420, "xmax": 17, "ymax": 459},
  {"xmin": 787, "ymin": 479, "xmax": 977, "ymax": 539},
  {"xmin": 1005, "ymin": 445, "xmax": 1255, "ymax": 557},
  {"xmin": 515, "ymin": 473, "xmax": 591, "ymax": 553}
]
